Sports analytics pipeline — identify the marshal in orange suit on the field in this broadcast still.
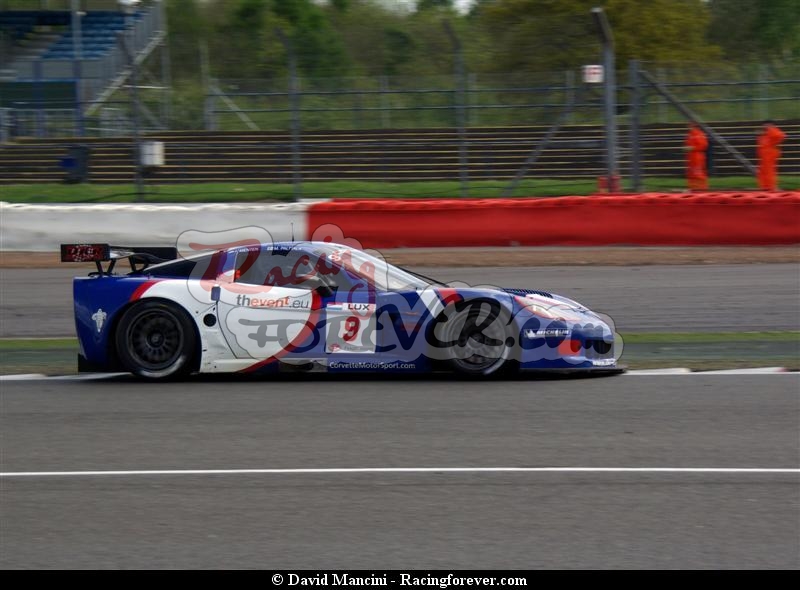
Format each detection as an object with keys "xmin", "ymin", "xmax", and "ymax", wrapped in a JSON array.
[
  {"xmin": 684, "ymin": 122, "xmax": 709, "ymax": 191},
  {"xmin": 757, "ymin": 120, "xmax": 787, "ymax": 191}
]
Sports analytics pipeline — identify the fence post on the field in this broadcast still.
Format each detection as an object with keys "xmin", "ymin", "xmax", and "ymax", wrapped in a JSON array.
[
  {"xmin": 0, "ymin": 108, "xmax": 9, "ymax": 143},
  {"xmin": 34, "ymin": 59, "xmax": 45, "ymax": 138},
  {"xmin": 160, "ymin": 36, "xmax": 172, "ymax": 128},
  {"xmin": 592, "ymin": 7, "xmax": 618, "ymax": 193},
  {"xmin": 199, "ymin": 41, "xmax": 215, "ymax": 130},
  {"xmin": 380, "ymin": 75, "xmax": 391, "ymax": 129},
  {"xmin": 759, "ymin": 63, "xmax": 768, "ymax": 121},
  {"xmin": 275, "ymin": 28, "xmax": 302, "ymax": 201},
  {"xmin": 467, "ymin": 72, "xmax": 476, "ymax": 127},
  {"xmin": 565, "ymin": 69, "xmax": 575, "ymax": 125},
  {"xmin": 123, "ymin": 8, "xmax": 144, "ymax": 201},
  {"xmin": 629, "ymin": 60, "xmax": 642, "ymax": 192},
  {"xmin": 71, "ymin": 0, "xmax": 84, "ymax": 137},
  {"xmin": 443, "ymin": 20, "xmax": 468, "ymax": 198}
]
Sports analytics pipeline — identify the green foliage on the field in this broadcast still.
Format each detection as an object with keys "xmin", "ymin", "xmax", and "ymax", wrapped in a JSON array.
[
  {"xmin": 153, "ymin": 0, "xmax": 795, "ymax": 131},
  {"xmin": 416, "ymin": 0, "xmax": 455, "ymax": 11},
  {"xmin": 164, "ymin": 0, "xmax": 208, "ymax": 80},
  {"xmin": 476, "ymin": 0, "xmax": 721, "ymax": 72},
  {"xmin": 606, "ymin": 0, "xmax": 721, "ymax": 64},
  {"xmin": 160, "ymin": 0, "xmax": 791, "ymax": 84},
  {"xmin": 709, "ymin": 0, "xmax": 800, "ymax": 61},
  {"xmin": 277, "ymin": 0, "xmax": 350, "ymax": 78}
]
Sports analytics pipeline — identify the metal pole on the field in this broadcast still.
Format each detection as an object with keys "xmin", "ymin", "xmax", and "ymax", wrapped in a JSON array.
[
  {"xmin": 657, "ymin": 68, "xmax": 667, "ymax": 122},
  {"xmin": 468, "ymin": 72, "xmax": 477, "ymax": 126},
  {"xmin": 443, "ymin": 20, "xmax": 468, "ymax": 197},
  {"xmin": 199, "ymin": 40, "xmax": 214, "ymax": 130},
  {"xmin": 592, "ymin": 7, "xmax": 618, "ymax": 191},
  {"xmin": 503, "ymin": 88, "xmax": 582, "ymax": 197},
  {"xmin": 565, "ymin": 69, "xmax": 575, "ymax": 125},
  {"xmin": 629, "ymin": 59, "xmax": 642, "ymax": 192},
  {"xmin": 638, "ymin": 69, "xmax": 756, "ymax": 175},
  {"xmin": 71, "ymin": 0, "xmax": 84, "ymax": 136},
  {"xmin": 34, "ymin": 59, "xmax": 45, "ymax": 138},
  {"xmin": 275, "ymin": 28, "xmax": 302, "ymax": 201},
  {"xmin": 123, "ymin": 7, "xmax": 144, "ymax": 200},
  {"xmin": 159, "ymin": 1, "xmax": 172, "ymax": 129},
  {"xmin": 379, "ymin": 75, "xmax": 390, "ymax": 129},
  {"xmin": 0, "ymin": 109, "xmax": 9, "ymax": 144}
]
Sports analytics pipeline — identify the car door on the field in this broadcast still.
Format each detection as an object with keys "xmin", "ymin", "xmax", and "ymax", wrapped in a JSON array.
[{"xmin": 216, "ymin": 247, "xmax": 324, "ymax": 361}]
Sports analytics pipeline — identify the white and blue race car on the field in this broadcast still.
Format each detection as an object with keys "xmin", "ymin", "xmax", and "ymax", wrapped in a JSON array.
[{"xmin": 62, "ymin": 241, "xmax": 621, "ymax": 379}]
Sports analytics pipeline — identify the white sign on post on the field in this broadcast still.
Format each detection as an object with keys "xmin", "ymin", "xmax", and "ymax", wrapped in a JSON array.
[{"xmin": 582, "ymin": 65, "xmax": 604, "ymax": 84}]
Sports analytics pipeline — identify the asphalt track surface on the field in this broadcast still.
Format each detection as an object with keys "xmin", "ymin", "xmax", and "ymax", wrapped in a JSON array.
[
  {"xmin": 2, "ymin": 375, "xmax": 799, "ymax": 569},
  {"xmin": 2, "ymin": 264, "xmax": 799, "ymax": 337}
]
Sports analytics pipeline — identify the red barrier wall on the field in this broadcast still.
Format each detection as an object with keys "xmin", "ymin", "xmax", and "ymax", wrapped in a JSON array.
[{"xmin": 307, "ymin": 192, "xmax": 800, "ymax": 248}]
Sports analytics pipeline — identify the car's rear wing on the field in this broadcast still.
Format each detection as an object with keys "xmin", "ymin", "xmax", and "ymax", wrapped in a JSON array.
[{"xmin": 60, "ymin": 243, "xmax": 178, "ymax": 274}]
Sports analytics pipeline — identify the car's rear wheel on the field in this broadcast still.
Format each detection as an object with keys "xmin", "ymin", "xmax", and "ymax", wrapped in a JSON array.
[
  {"xmin": 115, "ymin": 300, "xmax": 196, "ymax": 379},
  {"xmin": 438, "ymin": 302, "xmax": 516, "ymax": 377}
]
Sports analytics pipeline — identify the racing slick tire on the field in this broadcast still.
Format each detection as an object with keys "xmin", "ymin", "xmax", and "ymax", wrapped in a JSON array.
[
  {"xmin": 435, "ymin": 300, "xmax": 518, "ymax": 378},
  {"xmin": 115, "ymin": 300, "xmax": 197, "ymax": 380}
]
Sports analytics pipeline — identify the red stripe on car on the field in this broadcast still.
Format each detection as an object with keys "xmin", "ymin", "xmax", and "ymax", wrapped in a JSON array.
[
  {"xmin": 437, "ymin": 288, "xmax": 462, "ymax": 307},
  {"xmin": 129, "ymin": 280, "xmax": 161, "ymax": 302},
  {"xmin": 239, "ymin": 290, "xmax": 323, "ymax": 373}
]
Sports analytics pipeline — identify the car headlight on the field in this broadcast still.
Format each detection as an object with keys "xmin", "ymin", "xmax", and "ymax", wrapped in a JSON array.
[{"xmin": 514, "ymin": 295, "xmax": 560, "ymax": 319}]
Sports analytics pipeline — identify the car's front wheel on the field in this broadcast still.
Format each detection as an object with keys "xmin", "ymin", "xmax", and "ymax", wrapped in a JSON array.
[
  {"xmin": 437, "ymin": 302, "xmax": 517, "ymax": 378},
  {"xmin": 115, "ymin": 300, "xmax": 196, "ymax": 379}
]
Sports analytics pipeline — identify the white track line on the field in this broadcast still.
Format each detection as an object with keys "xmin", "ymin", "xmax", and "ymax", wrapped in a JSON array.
[
  {"xmin": 625, "ymin": 368, "xmax": 692, "ymax": 375},
  {"xmin": 0, "ymin": 372, "xmax": 126, "ymax": 381},
  {"xmin": 0, "ymin": 373, "xmax": 48, "ymax": 381},
  {"xmin": 1, "ymin": 467, "xmax": 798, "ymax": 478},
  {"xmin": 691, "ymin": 367, "xmax": 789, "ymax": 375},
  {"xmin": 625, "ymin": 367, "xmax": 795, "ymax": 375}
]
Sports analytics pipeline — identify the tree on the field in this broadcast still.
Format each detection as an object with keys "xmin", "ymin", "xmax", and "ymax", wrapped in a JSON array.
[
  {"xmin": 164, "ymin": 0, "xmax": 208, "ymax": 80},
  {"xmin": 273, "ymin": 0, "xmax": 350, "ymax": 79},
  {"xmin": 326, "ymin": 0, "xmax": 422, "ymax": 77},
  {"xmin": 709, "ymin": 0, "xmax": 800, "ymax": 61},
  {"xmin": 474, "ymin": 0, "xmax": 721, "ymax": 73},
  {"xmin": 417, "ymin": 0, "xmax": 455, "ymax": 11},
  {"xmin": 209, "ymin": 0, "xmax": 286, "ymax": 78},
  {"xmin": 605, "ymin": 0, "xmax": 721, "ymax": 64}
]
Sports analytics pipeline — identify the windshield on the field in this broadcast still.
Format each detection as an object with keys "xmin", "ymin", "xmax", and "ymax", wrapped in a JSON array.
[{"xmin": 312, "ymin": 243, "xmax": 432, "ymax": 292}]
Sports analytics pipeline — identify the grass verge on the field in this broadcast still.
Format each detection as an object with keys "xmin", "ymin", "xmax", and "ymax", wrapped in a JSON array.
[
  {"xmin": 1, "ymin": 332, "xmax": 797, "ymax": 375},
  {"xmin": 2, "ymin": 176, "xmax": 798, "ymax": 203}
]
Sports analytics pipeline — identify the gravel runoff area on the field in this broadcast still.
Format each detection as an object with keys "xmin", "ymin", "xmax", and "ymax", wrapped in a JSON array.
[{"xmin": 1, "ymin": 246, "xmax": 799, "ymax": 269}]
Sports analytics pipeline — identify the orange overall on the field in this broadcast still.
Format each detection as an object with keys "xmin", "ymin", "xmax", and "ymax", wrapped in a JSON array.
[
  {"xmin": 685, "ymin": 126, "xmax": 708, "ymax": 191},
  {"xmin": 757, "ymin": 126, "xmax": 786, "ymax": 191}
]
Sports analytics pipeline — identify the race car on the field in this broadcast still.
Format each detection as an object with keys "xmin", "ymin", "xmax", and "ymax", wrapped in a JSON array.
[{"xmin": 62, "ymin": 241, "xmax": 622, "ymax": 379}]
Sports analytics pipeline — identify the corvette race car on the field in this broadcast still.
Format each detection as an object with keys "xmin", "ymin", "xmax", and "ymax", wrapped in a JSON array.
[{"xmin": 62, "ymin": 241, "xmax": 622, "ymax": 379}]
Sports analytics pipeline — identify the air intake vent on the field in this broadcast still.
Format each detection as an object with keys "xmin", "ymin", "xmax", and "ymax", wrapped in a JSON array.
[{"xmin": 502, "ymin": 288, "xmax": 553, "ymax": 298}]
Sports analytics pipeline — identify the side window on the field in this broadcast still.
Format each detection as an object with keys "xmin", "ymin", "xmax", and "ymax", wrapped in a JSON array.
[{"xmin": 234, "ymin": 250, "xmax": 332, "ymax": 291}]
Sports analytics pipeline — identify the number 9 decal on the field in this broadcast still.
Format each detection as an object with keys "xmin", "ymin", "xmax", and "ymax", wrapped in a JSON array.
[{"xmin": 343, "ymin": 316, "xmax": 361, "ymax": 342}]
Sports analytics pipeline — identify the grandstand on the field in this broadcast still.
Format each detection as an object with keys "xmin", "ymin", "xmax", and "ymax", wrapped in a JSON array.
[{"xmin": 0, "ymin": 1, "xmax": 165, "ymax": 129}]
